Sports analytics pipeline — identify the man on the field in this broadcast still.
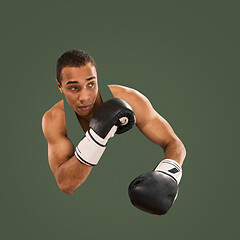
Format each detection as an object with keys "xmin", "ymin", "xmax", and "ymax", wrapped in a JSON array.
[{"xmin": 42, "ymin": 49, "xmax": 186, "ymax": 215}]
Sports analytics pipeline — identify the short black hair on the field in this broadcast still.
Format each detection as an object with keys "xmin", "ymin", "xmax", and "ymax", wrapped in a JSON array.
[{"xmin": 56, "ymin": 49, "xmax": 97, "ymax": 84}]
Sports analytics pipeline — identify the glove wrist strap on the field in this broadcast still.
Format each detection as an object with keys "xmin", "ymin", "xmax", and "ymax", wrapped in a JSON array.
[
  {"xmin": 75, "ymin": 129, "xmax": 107, "ymax": 166},
  {"xmin": 154, "ymin": 159, "xmax": 182, "ymax": 184}
]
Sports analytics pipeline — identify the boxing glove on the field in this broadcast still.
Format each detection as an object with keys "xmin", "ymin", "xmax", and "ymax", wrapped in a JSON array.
[
  {"xmin": 128, "ymin": 159, "xmax": 182, "ymax": 215},
  {"xmin": 75, "ymin": 98, "xmax": 136, "ymax": 166}
]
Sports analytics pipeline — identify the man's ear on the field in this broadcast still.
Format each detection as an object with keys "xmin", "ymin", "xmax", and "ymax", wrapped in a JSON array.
[{"xmin": 56, "ymin": 79, "xmax": 63, "ymax": 93}]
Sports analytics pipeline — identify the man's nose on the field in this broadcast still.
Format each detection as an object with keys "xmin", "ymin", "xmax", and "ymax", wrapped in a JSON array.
[{"xmin": 78, "ymin": 88, "xmax": 89, "ymax": 103}]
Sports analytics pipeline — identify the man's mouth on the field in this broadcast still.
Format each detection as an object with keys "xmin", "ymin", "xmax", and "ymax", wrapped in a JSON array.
[{"xmin": 78, "ymin": 105, "xmax": 91, "ymax": 111}]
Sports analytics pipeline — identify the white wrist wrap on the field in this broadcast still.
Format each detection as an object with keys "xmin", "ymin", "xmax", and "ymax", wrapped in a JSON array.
[
  {"xmin": 74, "ymin": 126, "xmax": 118, "ymax": 167},
  {"xmin": 155, "ymin": 159, "xmax": 182, "ymax": 185},
  {"xmin": 75, "ymin": 129, "xmax": 107, "ymax": 166}
]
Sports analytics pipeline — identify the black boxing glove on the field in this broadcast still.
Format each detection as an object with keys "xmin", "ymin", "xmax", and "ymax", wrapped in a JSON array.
[
  {"xmin": 75, "ymin": 98, "xmax": 135, "ymax": 166},
  {"xmin": 128, "ymin": 159, "xmax": 182, "ymax": 215},
  {"xmin": 89, "ymin": 98, "xmax": 136, "ymax": 137}
]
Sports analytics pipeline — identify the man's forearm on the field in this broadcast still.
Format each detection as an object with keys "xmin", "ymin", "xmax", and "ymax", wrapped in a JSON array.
[
  {"xmin": 55, "ymin": 156, "xmax": 92, "ymax": 195},
  {"xmin": 163, "ymin": 138, "xmax": 186, "ymax": 166}
]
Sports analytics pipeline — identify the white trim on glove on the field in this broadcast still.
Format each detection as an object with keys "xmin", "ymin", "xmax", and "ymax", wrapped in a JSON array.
[
  {"xmin": 75, "ymin": 126, "xmax": 117, "ymax": 166},
  {"xmin": 154, "ymin": 159, "xmax": 182, "ymax": 185}
]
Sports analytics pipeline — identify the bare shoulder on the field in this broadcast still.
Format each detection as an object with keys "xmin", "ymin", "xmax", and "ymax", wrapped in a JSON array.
[
  {"xmin": 108, "ymin": 84, "xmax": 137, "ymax": 97},
  {"xmin": 108, "ymin": 84, "xmax": 149, "ymax": 103},
  {"xmin": 42, "ymin": 100, "xmax": 67, "ymax": 143},
  {"xmin": 108, "ymin": 85, "xmax": 156, "ymax": 126}
]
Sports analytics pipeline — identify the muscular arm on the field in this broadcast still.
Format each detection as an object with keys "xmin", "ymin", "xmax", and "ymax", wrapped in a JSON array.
[
  {"xmin": 139, "ymin": 114, "xmax": 186, "ymax": 166},
  {"xmin": 42, "ymin": 109, "xmax": 92, "ymax": 195},
  {"xmin": 109, "ymin": 85, "xmax": 186, "ymax": 166}
]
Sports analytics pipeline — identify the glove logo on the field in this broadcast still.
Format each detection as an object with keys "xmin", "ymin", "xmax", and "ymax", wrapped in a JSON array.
[{"xmin": 168, "ymin": 168, "xmax": 179, "ymax": 174}]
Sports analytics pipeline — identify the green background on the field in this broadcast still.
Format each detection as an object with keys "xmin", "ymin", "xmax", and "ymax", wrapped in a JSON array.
[{"xmin": 1, "ymin": 0, "xmax": 239, "ymax": 239}]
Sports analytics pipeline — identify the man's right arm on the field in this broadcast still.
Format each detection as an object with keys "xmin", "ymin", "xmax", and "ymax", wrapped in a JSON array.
[
  {"xmin": 42, "ymin": 98, "xmax": 135, "ymax": 195},
  {"xmin": 42, "ymin": 110, "xmax": 92, "ymax": 195}
]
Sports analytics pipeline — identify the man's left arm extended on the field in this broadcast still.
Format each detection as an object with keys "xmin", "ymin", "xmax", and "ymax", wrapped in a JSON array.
[
  {"xmin": 115, "ymin": 87, "xmax": 186, "ymax": 166},
  {"xmin": 122, "ymin": 87, "xmax": 186, "ymax": 215}
]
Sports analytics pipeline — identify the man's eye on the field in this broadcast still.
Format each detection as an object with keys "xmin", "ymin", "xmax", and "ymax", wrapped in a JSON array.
[
  {"xmin": 69, "ymin": 87, "xmax": 78, "ymax": 91},
  {"xmin": 88, "ymin": 82, "xmax": 95, "ymax": 87}
]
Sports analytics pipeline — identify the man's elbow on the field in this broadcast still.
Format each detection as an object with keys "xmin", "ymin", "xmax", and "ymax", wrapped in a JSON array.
[
  {"xmin": 55, "ymin": 175, "xmax": 79, "ymax": 195},
  {"xmin": 61, "ymin": 186, "xmax": 75, "ymax": 195},
  {"xmin": 54, "ymin": 169, "xmax": 79, "ymax": 195},
  {"xmin": 58, "ymin": 183, "xmax": 75, "ymax": 195}
]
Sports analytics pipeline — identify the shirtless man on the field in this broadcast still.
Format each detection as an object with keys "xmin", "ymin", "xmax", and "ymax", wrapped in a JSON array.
[{"xmin": 42, "ymin": 49, "xmax": 186, "ymax": 215}]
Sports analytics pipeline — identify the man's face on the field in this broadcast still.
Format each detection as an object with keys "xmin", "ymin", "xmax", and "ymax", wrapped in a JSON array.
[{"xmin": 57, "ymin": 63, "xmax": 99, "ymax": 118}]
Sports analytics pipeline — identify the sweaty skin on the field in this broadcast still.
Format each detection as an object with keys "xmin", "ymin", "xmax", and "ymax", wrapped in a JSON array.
[{"xmin": 42, "ymin": 64, "xmax": 186, "ymax": 195}]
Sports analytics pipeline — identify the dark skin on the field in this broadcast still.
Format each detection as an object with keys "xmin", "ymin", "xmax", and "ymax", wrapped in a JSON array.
[{"xmin": 42, "ymin": 63, "xmax": 186, "ymax": 195}]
